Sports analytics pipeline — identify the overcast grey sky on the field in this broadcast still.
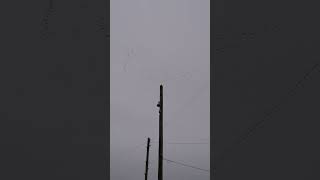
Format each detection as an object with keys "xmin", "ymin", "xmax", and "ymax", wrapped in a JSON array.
[{"xmin": 110, "ymin": 0, "xmax": 210, "ymax": 179}]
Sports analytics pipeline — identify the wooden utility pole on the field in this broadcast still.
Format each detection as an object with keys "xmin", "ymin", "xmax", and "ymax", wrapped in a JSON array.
[
  {"xmin": 145, "ymin": 137, "xmax": 150, "ymax": 180},
  {"xmin": 157, "ymin": 85, "xmax": 163, "ymax": 180}
]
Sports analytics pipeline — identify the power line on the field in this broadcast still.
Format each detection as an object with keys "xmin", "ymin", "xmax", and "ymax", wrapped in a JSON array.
[
  {"xmin": 166, "ymin": 142, "xmax": 209, "ymax": 144},
  {"xmin": 151, "ymin": 140, "xmax": 209, "ymax": 145},
  {"xmin": 152, "ymin": 142, "xmax": 209, "ymax": 145},
  {"xmin": 214, "ymin": 63, "xmax": 320, "ymax": 171},
  {"xmin": 163, "ymin": 157, "xmax": 210, "ymax": 173}
]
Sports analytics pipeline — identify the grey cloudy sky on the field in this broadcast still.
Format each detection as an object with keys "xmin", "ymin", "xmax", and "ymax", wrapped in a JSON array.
[{"xmin": 110, "ymin": 0, "xmax": 210, "ymax": 179}]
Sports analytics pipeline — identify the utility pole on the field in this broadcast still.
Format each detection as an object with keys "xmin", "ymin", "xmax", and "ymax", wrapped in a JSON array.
[
  {"xmin": 145, "ymin": 137, "xmax": 151, "ymax": 180},
  {"xmin": 157, "ymin": 85, "xmax": 163, "ymax": 180}
]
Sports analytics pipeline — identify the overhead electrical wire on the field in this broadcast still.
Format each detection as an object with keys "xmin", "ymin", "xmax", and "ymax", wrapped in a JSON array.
[{"xmin": 163, "ymin": 157, "xmax": 210, "ymax": 173}]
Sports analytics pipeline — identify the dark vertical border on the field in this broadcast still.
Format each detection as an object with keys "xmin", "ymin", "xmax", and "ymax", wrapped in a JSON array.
[
  {"xmin": 105, "ymin": 0, "xmax": 110, "ymax": 179},
  {"xmin": 210, "ymin": 0, "xmax": 214, "ymax": 179}
]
